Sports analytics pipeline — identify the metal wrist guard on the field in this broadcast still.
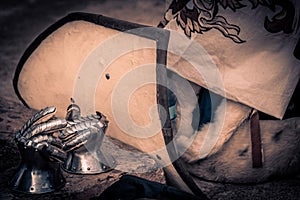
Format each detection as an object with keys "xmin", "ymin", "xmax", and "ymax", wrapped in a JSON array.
[
  {"xmin": 9, "ymin": 107, "xmax": 66, "ymax": 194},
  {"xmin": 60, "ymin": 101, "xmax": 116, "ymax": 174}
]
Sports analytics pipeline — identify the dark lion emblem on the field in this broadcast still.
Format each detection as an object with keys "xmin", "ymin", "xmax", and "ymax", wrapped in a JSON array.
[{"xmin": 158, "ymin": 0, "xmax": 299, "ymax": 58}]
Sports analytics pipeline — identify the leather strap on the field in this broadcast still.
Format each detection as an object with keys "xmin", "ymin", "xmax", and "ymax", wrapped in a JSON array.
[
  {"xmin": 156, "ymin": 50, "xmax": 208, "ymax": 199},
  {"xmin": 250, "ymin": 110, "xmax": 263, "ymax": 168}
]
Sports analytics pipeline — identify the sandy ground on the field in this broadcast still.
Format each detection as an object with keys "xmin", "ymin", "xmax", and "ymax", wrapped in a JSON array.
[{"xmin": 0, "ymin": 0, "xmax": 300, "ymax": 199}]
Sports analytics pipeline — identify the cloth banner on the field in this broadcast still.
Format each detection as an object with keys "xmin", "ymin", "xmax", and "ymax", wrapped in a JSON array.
[{"xmin": 164, "ymin": 0, "xmax": 300, "ymax": 119}]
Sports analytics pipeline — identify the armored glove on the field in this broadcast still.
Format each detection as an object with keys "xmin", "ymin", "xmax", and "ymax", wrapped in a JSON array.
[
  {"xmin": 10, "ymin": 100, "xmax": 116, "ymax": 194},
  {"xmin": 59, "ymin": 100, "xmax": 116, "ymax": 174},
  {"xmin": 10, "ymin": 106, "xmax": 67, "ymax": 194}
]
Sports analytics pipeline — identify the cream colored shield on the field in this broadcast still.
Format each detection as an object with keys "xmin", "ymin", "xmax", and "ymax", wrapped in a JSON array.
[{"xmin": 14, "ymin": 13, "xmax": 170, "ymax": 162}]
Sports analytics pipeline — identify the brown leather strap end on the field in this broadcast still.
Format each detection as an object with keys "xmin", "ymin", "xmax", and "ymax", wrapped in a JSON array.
[{"xmin": 250, "ymin": 109, "xmax": 263, "ymax": 168}]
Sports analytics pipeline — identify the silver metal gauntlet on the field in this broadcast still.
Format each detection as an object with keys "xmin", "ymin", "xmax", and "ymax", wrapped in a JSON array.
[
  {"xmin": 60, "ymin": 101, "xmax": 116, "ymax": 174},
  {"xmin": 10, "ymin": 100, "xmax": 116, "ymax": 194},
  {"xmin": 10, "ymin": 107, "xmax": 67, "ymax": 194}
]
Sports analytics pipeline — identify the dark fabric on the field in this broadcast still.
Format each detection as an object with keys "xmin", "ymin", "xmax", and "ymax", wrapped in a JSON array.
[
  {"xmin": 93, "ymin": 175, "xmax": 202, "ymax": 200},
  {"xmin": 198, "ymin": 88, "xmax": 224, "ymax": 129},
  {"xmin": 198, "ymin": 88, "xmax": 212, "ymax": 127}
]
